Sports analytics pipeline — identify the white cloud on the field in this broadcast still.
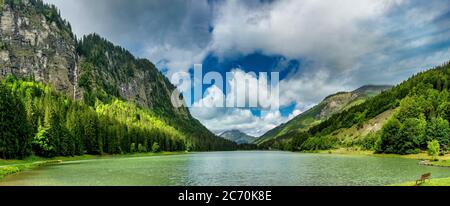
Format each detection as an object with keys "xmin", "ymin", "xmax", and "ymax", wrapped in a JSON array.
[
  {"xmin": 43, "ymin": 0, "xmax": 450, "ymax": 137},
  {"xmin": 210, "ymin": 0, "xmax": 403, "ymax": 69},
  {"xmin": 191, "ymin": 105, "xmax": 295, "ymax": 137},
  {"xmin": 43, "ymin": 0, "xmax": 213, "ymax": 74},
  {"xmin": 279, "ymin": 66, "xmax": 349, "ymax": 109},
  {"xmin": 190, "ymin": 69, "xmax": 304, "ymax": 136},
  {"xmin": 144, "ymin": 44, "xmax": 210, "ymax": 77}
]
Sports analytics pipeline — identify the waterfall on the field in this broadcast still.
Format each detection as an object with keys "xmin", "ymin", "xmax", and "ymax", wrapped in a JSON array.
[{"xmin": 73, "ymin": 54, "xmax": 78, "ymax": 99}]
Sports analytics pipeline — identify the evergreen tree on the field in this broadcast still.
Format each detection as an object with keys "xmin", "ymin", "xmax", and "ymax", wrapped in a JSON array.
[{"xmin": 0, "ymin": 83, "xmax": 32, "ymax": 159}]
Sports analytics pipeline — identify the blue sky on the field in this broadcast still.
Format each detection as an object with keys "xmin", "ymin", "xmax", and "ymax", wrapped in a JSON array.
[{"xmin": 45, "ymin": 0, "xmax": 450, "ymax": 136}]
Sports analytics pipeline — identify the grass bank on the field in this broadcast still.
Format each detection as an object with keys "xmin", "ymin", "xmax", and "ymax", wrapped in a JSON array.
[
  {"xmin": 0, "ymin": 160, "xmax": 62, "ymax": 180},
  {"xmin": 0, "ymin": 151, "xmax": 187, "ymax": 180},
  {"xmin": 314, "ymin": 148, "xmax": 450, "ymax": 186},
  {"xmin": 316, "ymin": 148, "xmax": 450, "ymax": 161},
  {"xmin": 390, "ymin": 177, "xmax": 450, "ymax": 186}
]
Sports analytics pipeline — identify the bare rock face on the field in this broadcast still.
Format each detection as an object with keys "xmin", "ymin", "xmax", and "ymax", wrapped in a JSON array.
[
  {"xmin": 0, "ymin": 1, "xmax": 186, "ymax": 115},
  {"xmin": 0, "ymin": 1, "xmax": 228, "ymax": 150},
  {"xmin": 0, "ymin": 2, "xmax": 79, "ymax": 97}
]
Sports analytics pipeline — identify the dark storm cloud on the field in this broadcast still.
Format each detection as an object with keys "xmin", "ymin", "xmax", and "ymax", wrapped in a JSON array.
[
  {"xmin": 45, "ymin": 0, "xmax": 212, "ymax": 54},
  {"xmin": 42, "ymin": 0, "xmax": 450, "ymax": 136}
]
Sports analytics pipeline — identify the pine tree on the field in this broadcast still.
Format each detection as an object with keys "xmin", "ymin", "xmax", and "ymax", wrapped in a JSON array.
[{"xmin": 0, "ymin": 82, "xmax": 32, "ymax": 159}]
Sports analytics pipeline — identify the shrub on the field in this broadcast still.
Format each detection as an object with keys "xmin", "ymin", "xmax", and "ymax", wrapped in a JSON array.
[
  {"xmin": 299, "ymin": 136, "xmax": 337, "ymax": 151},
  {"xmin": 427, "ymin": 140, "xmax": 440, "ymax": 161},
  {"xmin": 151, "ymin": 142, "xmax": 160, "ymax": 153}
]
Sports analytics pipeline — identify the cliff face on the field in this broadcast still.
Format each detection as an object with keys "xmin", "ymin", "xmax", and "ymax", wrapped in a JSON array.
[
  {"xmin": 0, "ymin": 0, "xmax": 188, "ymax": 116},
  {"xmin": 0, "ymin": 0, "xmax": 78, "ymax": 97},
  {"xmin": 76, "ymin": 34, "xmax": 190, "ymax": 117},
  {"xmin": 0, "ymin": 0, "xmax": 234, "ymax": 150}
]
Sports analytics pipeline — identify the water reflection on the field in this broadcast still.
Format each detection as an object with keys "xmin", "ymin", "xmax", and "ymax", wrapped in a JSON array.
[{"xmin": 1, "ymin": 151, "xmax": 450, "ymax": 186}]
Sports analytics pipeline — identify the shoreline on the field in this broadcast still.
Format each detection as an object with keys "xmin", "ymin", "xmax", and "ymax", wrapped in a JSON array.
[
  {"xmin": 313, "ymin": 148, "xmax": 450, "ymax": 186},
  {"xmin": 313, "ymin": 148, "xmax": 450, "ymax": 163},
  {"xmin": 3, "ymin": 149, "xmax": 450, "ymax": 186},
  {"xmin": 0, "ymin": 151, "xmax": 188, "ymax": 181}
]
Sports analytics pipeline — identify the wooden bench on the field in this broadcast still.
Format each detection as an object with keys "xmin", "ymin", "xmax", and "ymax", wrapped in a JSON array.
[{"xmin": 415, "ymin": 173, "xmax": 431, "ymax": 185}]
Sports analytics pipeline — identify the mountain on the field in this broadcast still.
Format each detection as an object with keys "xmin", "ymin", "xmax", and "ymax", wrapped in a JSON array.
[
  {"xmin": 0, "ymin": 0, "xmax": 77, "ymax": 96},
  {"xmin": 260, "ymin": 62, "xmax": 450, "ymax": 155},
  {"xmin": 254, "ymin": 85, "xmax": 391, "ymax": 146},
  {"xmin": 219, "ymin": 130, "xmax": 256, "ymax": 145},
  {"xmin": 75, "ymin": 34, "xmax": 235, "ymax": 151},
  {"xmin": 0, "ymin": 0, "xmax": 236, "ymax": 159}
]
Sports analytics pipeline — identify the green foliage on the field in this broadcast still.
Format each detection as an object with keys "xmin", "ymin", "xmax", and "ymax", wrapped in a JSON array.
[
  {"xmin": 377, "ymin": 118, "xmax": 401, "ymax": 153},
  {"xmin": 377, "ymin": 86, "xmax": 450, "ymax": 154},
  {"xmin": 355, "ymin": 131, "xmax": 381, "ymax": 151},
  {"xmin": 137, "ymin": 143, "xmax": 146, "ymax": 153},
  {"xmin": 0, "ymin": 77, "xmax": 232, "ymax": 159},
  {"xmin": 32, "ymin": 126, "xmax": 54, "ymax": 157},
  {"xmin": 397, "ymin": 118, "xmax": 426, "ymax": 154},
  {"xmin": 1, "ymin": 1, "xmax": 238, "ymax": 159},
  {"xmin": 299, "ymin": 136, "xmax": 338, "ymax": 151},
  {"xmin": 78, "ymin": 73, "xmax": 91, "ymax": 91},
  {"xmin": 151, "ymin": 142, "xmax": 160, "ymax": 153},
  {"xmin": 273, "ymin": 62, "xmax": 450, "ymax": 155},
  {"xmin": 426, "ymin": 117, "xmax": 450, "ymax": 148},
  {"xmin": 427, "ymin": 140, "xmax": 440, "ymax": 160},
  {"xmin": 290, "ymin": 132, "xmax": 310, "ymax": 151},
  {"xmin": 0, "ymin": 41, "xmax": 7, "ymax": 50},
  {"xmin": 75, "ymin": 34, "xmax": 237, "ymax": 152},
  {"xmin": 0, "ymin": 166, "xmax": 20, "ymax": 179},
  {"xmin": 0, "ymin": 81, "xmax": 32, "ymax": 159}
]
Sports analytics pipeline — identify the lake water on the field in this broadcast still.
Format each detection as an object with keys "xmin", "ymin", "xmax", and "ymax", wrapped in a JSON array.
[{"xmin": 2, "ymin": 151, "xmax": 450, "ymax": 186}]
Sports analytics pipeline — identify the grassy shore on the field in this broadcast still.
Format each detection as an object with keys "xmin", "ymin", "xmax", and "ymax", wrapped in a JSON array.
[
  {"xmin": 0, "ymin": 151, "xmax": 187, "ymax": 180},
  {"xmin": 315, "ymin": 148, "xmax": 450, "ymax": 186},
  {"xmin": 390, "ymin": 177, "xmax": 450, "ymax": 186},
  {"xmin": 316, "ymin": 147, "xmax": 450, "ymax": 161}
]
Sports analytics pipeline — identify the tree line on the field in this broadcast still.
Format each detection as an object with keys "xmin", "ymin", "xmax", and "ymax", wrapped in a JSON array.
[
  {"xmin": 0, "ymin": 77, "xmax": 234, "ymax": 159},
  {"xmin": 266, "ymin": 61, "xmax": 450, "ymax": 155}
]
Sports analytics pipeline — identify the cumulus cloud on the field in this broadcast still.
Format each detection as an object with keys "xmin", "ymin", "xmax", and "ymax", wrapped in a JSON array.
[
  {"xmin": 209, "ymin": 0, "xmax": 403, "ymax": 70},
  {"xmin": 279, "ymin": 66, "xmax": 350, "ymax": 109},
  {"xmin": 44, "ymin": 0, "xmax": 213, "ymax": 74},
  {"xmin": 190, "ymin": 69, "xmax": 298, "ymax": 136},
  {"xmin": 191, "ymin": 104, "xmax": 295, "ymax": 137},
  {"xmin": 43, "ymin": 0, "xmax": 450, "ymax": 136}
]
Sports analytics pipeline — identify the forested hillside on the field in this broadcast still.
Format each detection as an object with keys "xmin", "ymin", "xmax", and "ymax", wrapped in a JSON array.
[
  {"xmin": 267, "ymin": 62, "xmax": 450, "ymax": 155},
  {"xmin": 0, "ymin": 0, "xmax": 236, "ymax": 159},
  {"xmin": 75, "ymin": 34, "xmax": 235, "ymax": 151},
  {"xmin": 255, "ymin": 85, "xmax": 391, "ymax": 147},
  {"xmin": 0, "ymin": 77, "xmax": 187, "ymax": 159}
]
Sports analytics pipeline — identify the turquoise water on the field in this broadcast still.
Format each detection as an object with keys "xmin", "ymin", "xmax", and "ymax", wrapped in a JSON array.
[{"xmin": 2, "ymin": 151, "xmax": 450, "ymax": 186}]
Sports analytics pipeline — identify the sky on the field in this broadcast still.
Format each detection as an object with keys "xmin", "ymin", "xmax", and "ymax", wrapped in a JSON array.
[{"xmin": 44, "ymin": 0, "xmax": 450, "ymax": 137}]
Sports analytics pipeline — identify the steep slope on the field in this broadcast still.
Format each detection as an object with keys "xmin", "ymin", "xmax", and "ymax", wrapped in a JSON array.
[
  {"xmin": 76, "ymin": 34, "xmax": 234, "ymax": 151},
  {"xmin": 254, "ymin": 85, "xmax": 391, "ymax": 145},
  {"xmin": 266, "ymin": 62, "xmax": 450, "ymax": 154},
  {"xmin": 0, "ymin": 0, "xmax": 77, "ymax": 96},
  {"xmin": 219, "ymin": 130, "xmax": 256, "ymax": 145},
  {"xmin": 0, "ymin": 0, "xmax": 236, "ymax": 154}
]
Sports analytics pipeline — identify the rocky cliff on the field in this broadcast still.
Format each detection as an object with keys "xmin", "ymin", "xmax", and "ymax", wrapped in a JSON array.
[
  {"xmin": 0, "ymin": 0, "xmax": 235, "ymax": 151},
  {"xmin": 0, "ymin": 0, "xmax": 78, "ymax": 97}
]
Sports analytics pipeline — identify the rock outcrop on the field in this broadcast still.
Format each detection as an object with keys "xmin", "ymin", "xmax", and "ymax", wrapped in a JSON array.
[{"xmin": 0, "ymin": 1, "xmax": 79, "ymax": 97}]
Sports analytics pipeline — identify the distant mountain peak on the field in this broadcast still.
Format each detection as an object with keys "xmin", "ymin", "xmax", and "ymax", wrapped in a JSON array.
[{"xmin": 220, "ymin": 130, "xmax": 256, "ymax": 145}]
